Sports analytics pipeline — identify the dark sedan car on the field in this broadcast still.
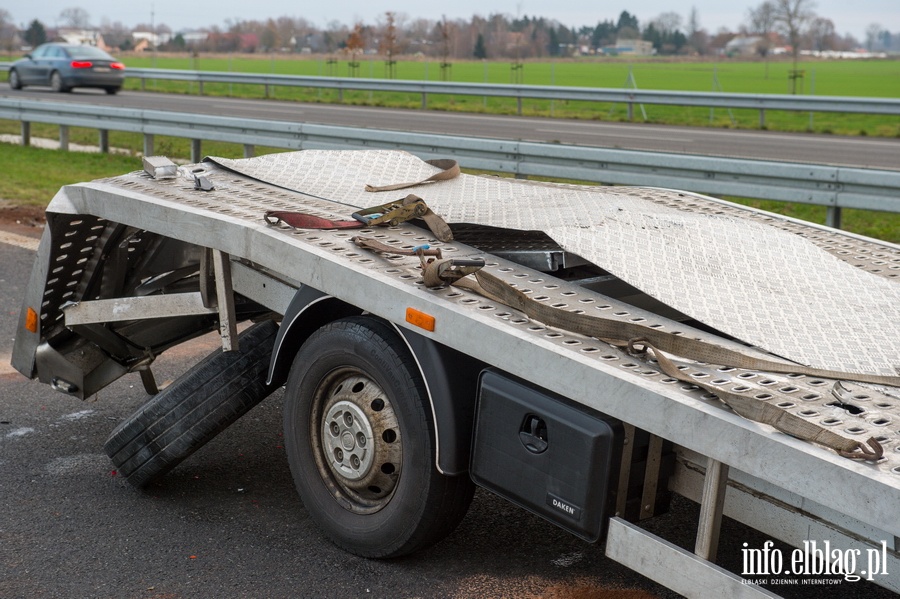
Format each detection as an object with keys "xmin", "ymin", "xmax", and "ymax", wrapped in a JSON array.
[{"xmin": 8, "ymin": 43, "xmax": 125, "ymax": 94}]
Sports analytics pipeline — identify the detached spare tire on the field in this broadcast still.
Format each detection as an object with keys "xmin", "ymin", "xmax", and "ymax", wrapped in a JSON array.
[{"xmin": 105, "ymin": 320, "xmax": 280, "ymax": 487}]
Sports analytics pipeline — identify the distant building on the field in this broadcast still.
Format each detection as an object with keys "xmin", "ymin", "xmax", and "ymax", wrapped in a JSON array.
[
  {"xmin": 611, "ymin": 39, "xmax": 654, "ymax": 56},
  {"xmin": 58, "ymin": 28, "xmax": 100, "ymax": 46},
  {"xmin": 132, "ymin": 30, "xmax": 172, "ymax": 50},
  {"xmin": 55, "ymin": 28, "xmax": 117, "ymax": 52},
  {"xmin": 181, "ymin": 31, "xmax": 209, "ymax": 46}
]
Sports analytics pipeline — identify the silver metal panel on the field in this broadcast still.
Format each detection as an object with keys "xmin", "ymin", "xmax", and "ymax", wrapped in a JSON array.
[
  {"xmin": 605, "ymin": 518, "xmax": 780, "ymax": 599},
  {"xmin": 230, "ymin": 261, "xmax": 298, "ymax": 314},
  {"xmin": 63, "ymin": 293, "xmax": 216, "ymax": 325},
  {"xmin": 46, "ymin": 169, "xmax": 900, "ymax": 540},
  {"xmin": 209, "ymin": 150, "xmax": 900, "ymax": 378}
]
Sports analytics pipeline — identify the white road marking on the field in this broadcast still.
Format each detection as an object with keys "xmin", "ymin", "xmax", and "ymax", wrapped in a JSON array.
[
  {"xmin": 6, "ymin": 427, "xmax": 35, "ymax": 438},
  {"xmin": 46, "ymin": 453, "xmax": 109, "ymax": 475},
  {"xmin": 0, "ymin": 230, "xmax": 40, "ymax": 251},
  {"xmin": 537, "ymin": 128, "xmax": 694, "ymax": 143},
  {"xmin": 59, "ymin": 410, "xmax": 95, "ymax": 422}
]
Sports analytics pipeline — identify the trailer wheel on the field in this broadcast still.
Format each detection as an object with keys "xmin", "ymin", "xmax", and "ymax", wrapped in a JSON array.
[
  {"xmin": 283, "ymin": 316, "xmax": 474, "ymax": 558},
  {"xmin": 104, "ymin": 320, "xmax": 280, "ymax": 487}
]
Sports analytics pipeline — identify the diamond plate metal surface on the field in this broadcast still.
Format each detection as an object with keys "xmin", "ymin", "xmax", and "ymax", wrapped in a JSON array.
[{"xmin": 209, "ymin": 150, "xmax": 900, "ymax": 379}]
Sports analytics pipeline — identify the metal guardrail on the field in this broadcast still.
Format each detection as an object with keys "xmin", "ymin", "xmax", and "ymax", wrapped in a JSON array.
[
  {"xmin": 1, "ymin": 97, "xmax": 898, "ymax": 228},
  {"xmin": 2, "ymin": 62, "xmax": 900, "ymax": 123}
]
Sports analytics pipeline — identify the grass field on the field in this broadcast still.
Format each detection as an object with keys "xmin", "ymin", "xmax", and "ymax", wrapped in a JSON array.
[{"xmin": 122, "ymin": 56, "xmax": 900, "ymax": 136}]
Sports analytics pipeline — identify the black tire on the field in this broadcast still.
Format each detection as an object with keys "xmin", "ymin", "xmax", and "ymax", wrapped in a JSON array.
[
  {"xmin": 105, "ymin": 320, "xmax": 280, "ymax": 487},
  {"xmin": 8, "ymin": 69, "xmax": 22, "ymax": 90},
  {"xmin": 105, "ymin": 86, "xmax": 120, "ymax": 95},
  {"xmin": 283, "ymin": 316, "xmax": 474, "ymax": 558},
  {"xmin": 50, "ymin": 71, "xmax": 69, "ymax": 93}
]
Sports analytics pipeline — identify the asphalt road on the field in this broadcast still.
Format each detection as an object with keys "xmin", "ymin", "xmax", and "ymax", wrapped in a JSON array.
[
  {"xmin": 3, "ymin": 221, "xmax": 899, "ymax": 599},
  {"xmin": 3, "ymin": 86, "xmax": 899, "ymax": 170}
]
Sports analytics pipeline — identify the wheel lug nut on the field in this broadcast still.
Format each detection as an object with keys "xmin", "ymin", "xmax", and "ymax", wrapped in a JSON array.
[{"xmin": 357, "ymin": 432, "xmax": 366, "ymax": 447}]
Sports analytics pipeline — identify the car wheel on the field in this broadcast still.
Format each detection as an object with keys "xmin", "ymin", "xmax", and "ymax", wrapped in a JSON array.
[
  {"xmin": 104, "ymin": 320, "xmax": 280, "ymax": 487},
  {"xmin": 283, "ymin": 316, "xmax": 474, "ymax": 558},
  {"xmin": 105, "ymin": 86, "xmax": 120, "ymax": 95},
  {"xmin": 49, "ymin": 71, "xmax": 70, "ymax": 93},
  {"xmin": 8, "ymin": 69, "xmax": 22, "ymax": 90}
]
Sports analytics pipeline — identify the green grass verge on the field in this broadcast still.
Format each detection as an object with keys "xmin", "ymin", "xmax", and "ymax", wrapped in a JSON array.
[
  {"xmin": 0, "ymin": 143, "xmax": 141, "ymax": 205},
  {"xmin": 3, "ymin": 141, "xmax": 895, "ymax": 243}
]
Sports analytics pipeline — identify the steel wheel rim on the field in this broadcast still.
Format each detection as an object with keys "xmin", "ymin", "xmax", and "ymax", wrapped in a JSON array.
[{"xmin": 310, "ymin": 367, "xmax": 402, "ymax": 514}]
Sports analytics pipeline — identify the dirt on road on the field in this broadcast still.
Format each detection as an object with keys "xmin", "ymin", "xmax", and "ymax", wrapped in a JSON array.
[{"xmin": 0, "ymin": 203, "xmax": 46, "ymax": 238}]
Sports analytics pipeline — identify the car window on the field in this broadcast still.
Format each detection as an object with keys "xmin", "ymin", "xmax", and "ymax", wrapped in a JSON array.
[
  {"xmin": 30, "ymin": 45, "xmax": 48, "ymax": 58},
  {"xmin": 66, "ymin": 46, "xmax": 114, "ymax": 60},
  {"xmin": 49, "ymin": 46, "xmax": 66, "ymax": 58}
]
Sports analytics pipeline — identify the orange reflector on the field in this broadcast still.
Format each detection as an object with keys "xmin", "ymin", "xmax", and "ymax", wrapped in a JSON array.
[
  {"xmin": 25, "ymin": 307, "xmax": 38, "ymax": 333},
  {"xmin": 405, "ymin": 307, "xmax": 435, "ymax": 332}
]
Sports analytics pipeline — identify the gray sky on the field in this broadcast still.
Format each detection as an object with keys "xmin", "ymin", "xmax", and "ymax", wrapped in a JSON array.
[{"xmin": 8, "ymin": 0, "xmax": 898, "ymax": 41}]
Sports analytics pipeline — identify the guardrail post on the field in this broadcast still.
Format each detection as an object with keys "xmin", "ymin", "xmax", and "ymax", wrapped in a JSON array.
[
  {"xmin": 517, "ymin": 97, "xmax": 523, "ymax": 116},
  {"xmin": 422, "ymin": 92, "xmax": 427, "ymax": 109},
  {"xmin": 759, "ymin": 109, "xmax": 766, "ymax": 129},
  {"xmin": 826, "ymin": 207, "xmax": 842, "ymax": 229},
  {"xmin": 199, "ymin": 81, "xmax": 204, "ymax": 96},
  {"xmin": 141, "ymin": 77, "xmax": 146, "ymax": 91},
  {"xmin": 627, "ymin": 102, "xmax": 634, "ymax": 121},
  {"xmin": 59, "ymin": 125, "xmax": 69, "ymax": 151},
  {"xmin": 20, "ymin": 121, "xmax": 30, "ymax": 147},
  {"xmin": 99, "ymin": 130, "xmax": 109, "ymax": 153},
  {"xmin": 143, "ymin": 134, "xmax": 154, "ymax": 157},
  {"xmin": 191, "ymin": 139, "xmax": 202, "ymax": 163},
  {"xmin": 243, "ymin": 144, "xmax": 255, "ymax": 158},
  {"xmin": 265, "ymin": 83, "xmax": 270, "ymax": 99}
]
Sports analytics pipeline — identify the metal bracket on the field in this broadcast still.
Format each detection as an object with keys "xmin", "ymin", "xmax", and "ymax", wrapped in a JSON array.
[
  {"xmin": 694, "ymin": 457, "xmax": 730, "ymax": 562},
  {"xmin": 212, "ymin": 249, "xmax": 238, "ymax": 352},
  {"xmin": 198, "ymin": 248, "xmax": 239, "ymax": 352}
]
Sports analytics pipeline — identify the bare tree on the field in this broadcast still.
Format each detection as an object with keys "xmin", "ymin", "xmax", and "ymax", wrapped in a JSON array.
[
  {"xmin": 773, "ymin": 0, "xmax": 816, "ymax": 93},
  {"xmin": 345, "ymin": 22, "xmax": 365, "ymax": 76},
  {"xmin": 807, "ymin": 17, "xmax": 835, "ymax": 52},
  {"xmin": 59, "ymin": 7, "xmax": 92, "ymax": 29},
  {"xmin": 865, "ymin": 23, "xmax": 883, "ymax": 51},
  {"xmin": 0, "ymin": 9, "xmax": 17, "ymax": 53},
  {"xmin": 747, "ymin": 1, "xmax": 776, "ymax": 57},
  {"xmin": 773, "ymin": 0, "xmax": 815, "ymax": 60},
  {"xmin": 379, "ymin": 11, "xmax": 401, "ymax": 77},
  {"xmin": 686, "ymin": 7, "xmax": 709, "ymax": 54}
]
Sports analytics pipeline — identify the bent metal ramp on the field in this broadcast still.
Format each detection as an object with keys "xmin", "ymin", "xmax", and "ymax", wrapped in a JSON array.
[{"xmin": 208, "ymin": 150, "xmax": 900, "ymax": 379}]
